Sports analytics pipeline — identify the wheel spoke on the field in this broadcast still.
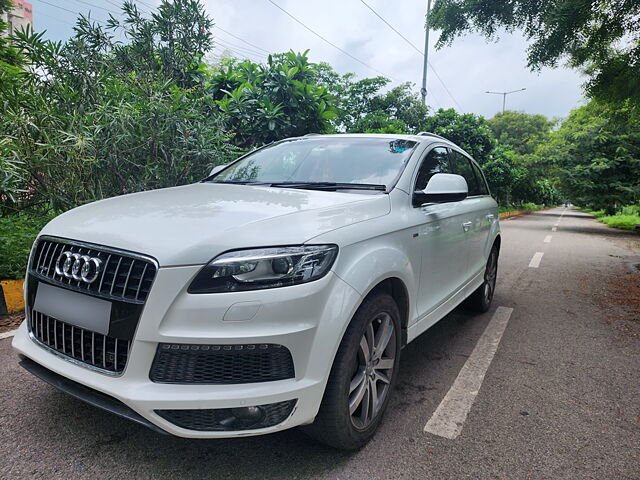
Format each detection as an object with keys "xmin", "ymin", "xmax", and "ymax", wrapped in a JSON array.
[
  {"xmin": 375, "ymin": 358, "xmax": 394, "ymax": 371},
  {"xmin": 375, "ymin": 370, "xmax": 391, "ymax": 384},
  {"xmin": 359, "ymin": 336, "xmax": 370, "ymax": 362},
  {"xmin": 349, "ymin": 368, "xmax": 366, "ymax": 394},
  {"xmin": 369, "ymin": 377, "xmax": 378, "ymax": 417},
  {"xmin": 365, "ymin": 322, "xmax": 375, "ymax": 361},
  {"xmin": 373, "ymin": 316, "xmax": 393, "ymax": 360},
  {"xmin": 360, "ymin": 383, "xmax": 371, "ymax": 422},
  {"xmin": 349, "ymin": 375, "xmax": 368, "ymax": 414}
]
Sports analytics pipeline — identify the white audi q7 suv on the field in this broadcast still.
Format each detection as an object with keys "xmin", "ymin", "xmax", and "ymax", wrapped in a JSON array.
[{"xmin": 13, "ymin": 133, "xmax": 500, "ymax": 450}]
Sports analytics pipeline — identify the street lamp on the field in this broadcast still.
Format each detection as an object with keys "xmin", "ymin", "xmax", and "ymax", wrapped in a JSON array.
[{"xmin": 485, "ymin": 88, "xmax": 526, "ymax": 113}]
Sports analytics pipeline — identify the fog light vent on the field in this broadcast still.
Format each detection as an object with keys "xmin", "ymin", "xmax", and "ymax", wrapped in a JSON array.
[{"xmin": 155, "ymin": 400, "xmax": 297, "ymax": 431}]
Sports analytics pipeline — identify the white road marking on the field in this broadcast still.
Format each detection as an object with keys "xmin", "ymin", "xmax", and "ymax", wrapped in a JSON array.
[
  {"xmin": 0, "ymin": 329, "xmax": 18, "ymax": 339},
  {"xmin": 552, "ymin": 227, "xmax": 557, "ymax": 232},
  {"xmin": 544, "ymin": 235, "xmax": 552, "ymax": 243},
  {"xmin": 424, "ymin": 306, "xmax": 514, "ymax": 440},
  {"xmin": 529, "ymin": 252, "xmax": 544, "ymax": 268}
]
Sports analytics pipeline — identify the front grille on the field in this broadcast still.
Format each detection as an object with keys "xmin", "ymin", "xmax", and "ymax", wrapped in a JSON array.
[
  {"xmin": 30, "ymin": 238, "xmax": 157, "ymax": 304},
  {"xmin": 30, "ymin": 310, "xmax": 130, "ymax": 374},
  {"xmin": 150, "ymin": 343, "xmax": 295, "ymax": 384},
  {"xmin": 155, "ymin": 400, "xmax": 297, "ymax": 431}
]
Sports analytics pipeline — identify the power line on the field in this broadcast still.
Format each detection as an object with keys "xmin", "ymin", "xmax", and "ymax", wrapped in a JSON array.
[
  {"xmin": 359, "ymin": 0, "xmax": 422, "ymax": 55},
  {"xmin": 265, "ymin": 0, "xmax": 398, "ymax": 81},
  {"xmin": 214, "ymin": 35, "xmax": 267, "ymax": 58},
  {"xmin": 357, "ymin": 0, "xmax": 462, "ymax": 110},
  {"xmin": 213, "ymin": 25, "xmax": 270, "ymax": 54},
  {"xmin": 35, "ymin": 0, "xmax": 108, "ymax": 24},
  {"xmin": 214, "ymin": 38, "xmax": 265, "ymax": 60}
]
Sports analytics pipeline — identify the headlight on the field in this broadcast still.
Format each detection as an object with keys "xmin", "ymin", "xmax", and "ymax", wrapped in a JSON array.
[{"xmin": 188, "ymin": 245, "xmax": 338, "ymax": 293}]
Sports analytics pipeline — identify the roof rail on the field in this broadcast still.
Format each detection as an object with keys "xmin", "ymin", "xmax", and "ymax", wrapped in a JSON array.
[{"xmin": 416, "ymin": 131, "xmax": 450, "ymax": 142}]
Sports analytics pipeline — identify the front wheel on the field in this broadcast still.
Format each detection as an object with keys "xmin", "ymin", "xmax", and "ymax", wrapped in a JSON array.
[{"xmin": 303, "ymin": 291, "xmax": 401, "ymax": 450}]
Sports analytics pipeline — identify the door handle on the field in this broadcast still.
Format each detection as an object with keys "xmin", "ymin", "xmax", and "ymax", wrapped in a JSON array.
[{"xmin": 462, "ymin": 221, "xmax": 473, "ymax": 232}]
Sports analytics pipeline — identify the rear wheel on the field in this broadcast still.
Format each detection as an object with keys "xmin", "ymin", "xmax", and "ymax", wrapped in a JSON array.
[
  {"xmin": 465, "ymin": 244, "xmax": 499, "ymax": 313},
  {"xmin": 303, "ymin": 291, "xmax": 401, "ymax": 450}
]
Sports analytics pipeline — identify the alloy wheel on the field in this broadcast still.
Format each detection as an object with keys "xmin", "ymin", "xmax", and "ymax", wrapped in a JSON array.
[{"xmin": 348, "ymin": 312, "xmax": 397, "ymax": 430}]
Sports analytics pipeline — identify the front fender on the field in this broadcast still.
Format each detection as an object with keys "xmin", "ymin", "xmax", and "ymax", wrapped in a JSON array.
[{"xmin": 331, "ymin": 241, "xmax": 418, "ymax": 324}]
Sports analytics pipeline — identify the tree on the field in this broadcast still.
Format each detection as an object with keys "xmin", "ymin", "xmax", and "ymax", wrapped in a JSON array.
[
  {"xmin": 2, "ymin": 0, "xmax": 234, "ymax": 211},
  {"xmin": 539, "ymin": 101, "xmax": 640, "ymax": 212},
  {"xmin": 421, "ymin": 108, "xmax": 495, "ymax": 163},
  {"xmin": 487, "ymin": 111, "xmax": 554, "ymax": 155},
  {"xmin": 430, "ymin": 0, "xmax": 640, "ymax": 107},
  {"xmin": 208, "ymin": 51, "xmax": 336, "ymax": 148}
]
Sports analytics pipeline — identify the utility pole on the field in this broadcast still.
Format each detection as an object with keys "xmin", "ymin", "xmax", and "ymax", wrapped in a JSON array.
[
  {"xmin": 420, "ymin": 0, "xmax": 432, "ymax": 105},
  {"xmin": 485, "ymin": 88, "xmax": 526, "ymax": 113}
]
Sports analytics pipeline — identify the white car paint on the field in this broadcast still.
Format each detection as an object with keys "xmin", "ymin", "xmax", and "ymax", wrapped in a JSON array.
[{"xmin": 13, "ymin": 133, "xmax": 500, "ymax": 438}]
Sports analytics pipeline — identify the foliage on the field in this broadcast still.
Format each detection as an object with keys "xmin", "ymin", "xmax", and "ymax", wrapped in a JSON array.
[
  {"xmin": 598, "ymin": 214, "xmax": 640, "ymax": 231},
  {"xmin": 420, "ymin": 108, "xmax": 495, "ymax": 163},
  {"xmin": 539, "ymin": 101, "xmax": 640, "ymax": 213},
  {"xmin": 1, "ymin": 0, "xmax": 235, "ymax": 212},
  {"xmin": 487, "ymin": 111, "xmax": 555, "ymax": 155},
  {"xmin": 429, "ymin": 0, "xmax": 640, "ymax": 107},
  {"xmin": 0, "ymin": 211, "xmax": 57, "ymax": 279},
  {"xmin": 208, "ymin": 51, "xmax": 336, "ymax": 148}
]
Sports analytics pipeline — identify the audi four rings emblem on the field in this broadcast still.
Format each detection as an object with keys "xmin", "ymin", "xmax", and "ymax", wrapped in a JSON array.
[{"xmin": 55, "ymin": 251, "xmax": 103, "ymax": 283}]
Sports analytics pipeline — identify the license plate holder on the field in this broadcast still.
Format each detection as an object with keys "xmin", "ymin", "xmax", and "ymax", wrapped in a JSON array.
[{"xmin": 33, "ymin": 283, "xmax": 112, "ymax": 335}]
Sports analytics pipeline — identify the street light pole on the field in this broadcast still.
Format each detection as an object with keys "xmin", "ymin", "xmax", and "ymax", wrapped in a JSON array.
[
  {"xmin": 485, "ymin": 88, "xmax": 526, "ymax": 113},
  {"xmin": 420, "ymin": 0, "xmax": 432, "ymax": 105}
]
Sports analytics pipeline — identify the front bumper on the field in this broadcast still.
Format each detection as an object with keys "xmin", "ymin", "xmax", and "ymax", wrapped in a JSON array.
[{"xmin": 12, "ymin": 266, "xmax": 362, "ymax": 438}]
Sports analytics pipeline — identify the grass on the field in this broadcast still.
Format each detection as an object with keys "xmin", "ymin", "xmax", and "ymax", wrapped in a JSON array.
[
  {"xmin": 498, "ymin": 203, "xmax": 547, "ymax": 213},
  {"xmin": 0, "ymin": 211, "xmax": 58, "ymax": 279},
  {"xmin": 598, "ymin": 214, "xmax": 640, "ymax": 230},
  {"xmin": 578, "ymin": 205, "xmax": 640, "ymax": 231}
]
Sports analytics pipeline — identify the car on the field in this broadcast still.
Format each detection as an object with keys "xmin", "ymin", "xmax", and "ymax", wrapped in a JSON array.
[{"xmin": 12, "ymin": 133, "xmax": 500, "ymax": 450}]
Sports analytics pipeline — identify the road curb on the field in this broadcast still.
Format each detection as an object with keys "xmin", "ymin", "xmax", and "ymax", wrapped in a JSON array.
[{"xmin": 0, "ymin": 279, "xmax": 25, "ymax": 315}]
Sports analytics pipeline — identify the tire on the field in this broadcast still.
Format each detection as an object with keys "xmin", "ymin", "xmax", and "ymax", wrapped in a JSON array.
[
  {"xmin": 465, "ymin": 244, "xmax": 499, "ymax": 313},
  {"xmin": 302, "ymin": 291, "xmax": 401, "ymax": 450}
]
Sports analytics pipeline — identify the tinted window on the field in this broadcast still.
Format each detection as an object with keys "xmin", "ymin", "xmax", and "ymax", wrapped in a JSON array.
[
  {"xmin": 212, "ymin": 137, "xmax": 418, "ymax": 188},
  {"xmin": 449, "ymin": 150, "xmax": 480, "ymax": 196},
  {"xmin": 471, "ymin": 162, "xmax": 489, "ymax": 195},
  {"xmin": 414, "ymin": 147, "xmax": 451, "ymax": 191}
]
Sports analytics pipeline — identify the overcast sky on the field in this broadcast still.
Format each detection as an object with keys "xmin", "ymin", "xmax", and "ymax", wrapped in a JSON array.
[{"xmin": 30, "ymin": 0, "xmax": 586, "ymax": 120}]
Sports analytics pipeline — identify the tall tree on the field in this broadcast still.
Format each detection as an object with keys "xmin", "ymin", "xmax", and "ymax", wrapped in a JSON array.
[
  {"xmin": 488, "ymin": 111, "xmax": 554, "ymax": 155},
  {"xmin": 538, "ymin": 101, "xmax": 640, "ymax": 212},
  {"xmin": 430, "ymin": 0, "xmax": 640, "ymax": 107}
]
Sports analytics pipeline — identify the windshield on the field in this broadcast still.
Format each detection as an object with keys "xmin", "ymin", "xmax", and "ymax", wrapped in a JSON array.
[{"xmin": 209, "ymin": 137, "xmax": 418, "ymax": 190}]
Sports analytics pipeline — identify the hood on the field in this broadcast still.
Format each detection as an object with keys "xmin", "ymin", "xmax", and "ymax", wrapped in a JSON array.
[{"xmin": 40, "ymin": 183, "xmax": 390, "ymax": 266}]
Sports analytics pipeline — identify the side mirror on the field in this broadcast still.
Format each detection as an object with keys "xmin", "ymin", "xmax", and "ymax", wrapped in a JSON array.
[
  {"xmin": 209, "ymin": 164, "xmax": 227, "ymax": 177},
  {"xmin": 413, "ymin": 173, "xmax": 468, "ymax": 206}
]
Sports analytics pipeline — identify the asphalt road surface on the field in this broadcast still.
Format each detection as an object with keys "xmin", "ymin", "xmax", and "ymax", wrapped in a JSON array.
[{"xmin": 1, "ymin": 207, "xmax": 639, "ymax": 480}]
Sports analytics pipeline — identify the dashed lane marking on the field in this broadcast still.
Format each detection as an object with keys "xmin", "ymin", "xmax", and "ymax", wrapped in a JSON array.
[
  {"xmin": 424, "ymin": 306, "xmax": 514, "ymax": 440},
  {"xmin": 529, "ymin": 252, "xmax": 544, "ymax": 268},
  {"xmin": 544, "ymin": 235, "xmax": 552, "ymax": 243}
]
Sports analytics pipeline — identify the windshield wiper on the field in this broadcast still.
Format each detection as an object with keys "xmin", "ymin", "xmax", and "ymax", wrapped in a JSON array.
[{"xmin": 268, "ymin": 182, "xmax": 387, "ymax": 191}]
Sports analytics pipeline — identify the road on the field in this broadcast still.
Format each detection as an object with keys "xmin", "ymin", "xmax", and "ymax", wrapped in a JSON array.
[{"xmin": 1, "ymin": 207, "xmax": 639, "ymax": 479}]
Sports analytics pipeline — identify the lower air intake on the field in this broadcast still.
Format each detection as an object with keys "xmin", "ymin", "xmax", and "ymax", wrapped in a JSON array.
[
  {"xmin": 155, "ymin": 400, "xmax": 297, "ymax": 431},
  {"xmin": 150, "ymin": 343, "xmax": 295, "ymax": 384}
]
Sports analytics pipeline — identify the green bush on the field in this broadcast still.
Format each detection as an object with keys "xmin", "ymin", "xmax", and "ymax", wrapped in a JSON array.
[
  {"xmin": 598, "ymin": 214, "xmax": 640, "ymax": 230},
  {"xmin": 0, "ymin": 211, "xmax": 57, "ymax": 279}
]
